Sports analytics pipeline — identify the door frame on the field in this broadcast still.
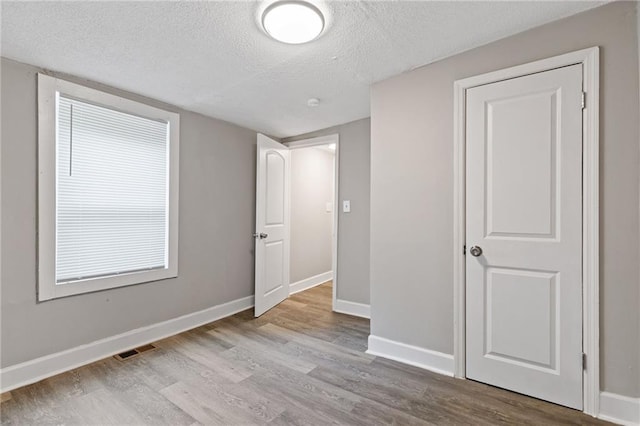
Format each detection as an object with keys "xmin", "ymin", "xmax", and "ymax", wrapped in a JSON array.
[
  {"xmin": 452, "ymin": 47, "xmax": 600, "ymax": 415},
  {"xmin": 284, "ymin": 134, "xmax": 340, "ymax": 312}
]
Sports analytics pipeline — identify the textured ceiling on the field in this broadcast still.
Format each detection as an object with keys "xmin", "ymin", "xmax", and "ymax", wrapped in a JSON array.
[{"xmin": 1, "ymin": 1, "xmax": 605, "ymax": 138}]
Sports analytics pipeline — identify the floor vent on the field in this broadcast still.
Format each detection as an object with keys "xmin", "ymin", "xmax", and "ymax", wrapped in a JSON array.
[{"xmin": 113, "ymin": 344, "xmax": 157, "ymax": 361}]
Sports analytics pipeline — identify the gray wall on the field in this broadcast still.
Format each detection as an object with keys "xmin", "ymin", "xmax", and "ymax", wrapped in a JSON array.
[
  {"xmin": 637, "ymin": 4, "xmax": 640, "ymax": 365},
  {"xmin": 1, "ymin": 58, "xmax": 257, "ymax": 367},
  {"xmin": 370, "ymin": 1, "xmax": 640, "ymax": 398},
  {"xmin": 284, "ymin": 118, "xmax": 370, "ymax": 305},
  {"xmin": 290, "ymin": 147, "xmax": 334, "ymax": 283}
]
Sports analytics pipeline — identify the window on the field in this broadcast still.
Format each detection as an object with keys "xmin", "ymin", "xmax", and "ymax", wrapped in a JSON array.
[{"xmin": 38, "ymin": 74, "xmax": 179, "ymax": 301}]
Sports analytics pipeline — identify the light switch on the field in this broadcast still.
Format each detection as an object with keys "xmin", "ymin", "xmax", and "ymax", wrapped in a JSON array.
[
  {"xmin": 343, "ymin": 200, "xmax": 351, "ymax": 213},
  {"xmin": 326, "ymin": 202, "xmax": 333, "ymax": 213}
]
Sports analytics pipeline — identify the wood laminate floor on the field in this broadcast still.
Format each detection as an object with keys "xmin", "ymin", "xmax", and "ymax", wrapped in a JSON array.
[{"xmin": 1, "ymin": 282, "xmax": 609, "ymax": 425}]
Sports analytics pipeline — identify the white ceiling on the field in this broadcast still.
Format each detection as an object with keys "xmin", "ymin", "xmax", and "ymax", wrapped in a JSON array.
[{"xmin": 1, "ymin": 1, "xmax": 604, "ymax": 138}]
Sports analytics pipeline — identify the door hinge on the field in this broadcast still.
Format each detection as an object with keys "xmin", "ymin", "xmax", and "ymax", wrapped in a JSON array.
[
  {"xmin": 581, "ymin": 92, "xmax": 586, "ymax": 109},
  {"xmin": 463, "ymin": 245, "xmax": 466, "ymax": 255},
  {"xmin": 582, "ymin": 353, "xmax": 587, "ymax": 370}
]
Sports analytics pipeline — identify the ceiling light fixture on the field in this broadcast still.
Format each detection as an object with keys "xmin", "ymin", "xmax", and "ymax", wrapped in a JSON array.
[{"xmin": 262, "ymin": 1, "xmax": 325, "ymax": 44}]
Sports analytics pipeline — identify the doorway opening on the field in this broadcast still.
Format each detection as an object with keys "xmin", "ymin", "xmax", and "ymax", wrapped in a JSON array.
[
  {"xmin": 286, "ymin": 135, "xmax": 338, "ymax": 311},
  {"xmin": 253, "ymin": 133, "xmax": 339, "ymax": 317}
]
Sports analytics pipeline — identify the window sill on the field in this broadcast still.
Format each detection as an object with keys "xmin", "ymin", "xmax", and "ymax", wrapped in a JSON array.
[{"xmin": 37, "ymin": 267, "xmax": 178, "ymax": 302}]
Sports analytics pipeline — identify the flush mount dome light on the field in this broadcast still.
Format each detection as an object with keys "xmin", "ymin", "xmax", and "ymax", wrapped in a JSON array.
[{"xmin": 262, "ymin": 1, "xmax": 325, "ymax": 44}]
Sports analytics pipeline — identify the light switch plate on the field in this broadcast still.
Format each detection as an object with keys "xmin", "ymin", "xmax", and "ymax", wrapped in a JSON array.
[
  {"xmin": 326, "ymin": 202, "xmax": 332, "ymax": 212},
  {"xmin": 343, "ymin": 200, "xmax": 351, "ymax": 213}
]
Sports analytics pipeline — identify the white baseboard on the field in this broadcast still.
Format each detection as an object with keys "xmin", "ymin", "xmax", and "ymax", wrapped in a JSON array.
[
  {"xmin": 599, "ymin": 391, "xmax": 640, "ymax": 425},
  {"xmin": 366, "ymin": 335, "xmax": 454, "ymax": 377},
  {"xmin": 0, "ymin": 295, "xmax": 254, "ymax": 393},
  {"xmin": 334, "ymin": 299, "xmax": 370, "ymax": 319},
  {"xmin": 289, "ymin": 271, "xmax": 333, "ymax": 295}
]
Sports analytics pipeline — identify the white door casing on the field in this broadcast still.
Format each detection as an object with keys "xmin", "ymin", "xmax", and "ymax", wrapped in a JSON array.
[
  {"xmin": 465, "ymin": 64, "xmax": 583, "ymax": 409},
  {"xmin": 255, "ymin": 134, "xmax": 290, "ymax": 317}
]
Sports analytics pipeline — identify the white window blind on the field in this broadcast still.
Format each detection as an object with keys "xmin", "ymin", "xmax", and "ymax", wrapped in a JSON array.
[{"xmin": 56, "ymin": 96, "xmax": 169, "ymax": 283}]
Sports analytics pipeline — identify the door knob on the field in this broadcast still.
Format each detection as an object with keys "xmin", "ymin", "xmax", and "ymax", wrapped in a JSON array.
[
  {"xmin": 469, "ymin": 246, "xmax": 483, "ymax": 257},
  {"xmin": 253, "ymin": 232, "xmax": 268, "ymax": 239}
]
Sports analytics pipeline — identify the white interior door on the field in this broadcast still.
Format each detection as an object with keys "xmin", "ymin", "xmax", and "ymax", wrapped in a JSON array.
[
  {"xmin": 465, "ymin": 64, "xmax": 583, "ymax": 409},
  {"xmin": 255, "ymin": 134, "xmax": 290, "ymax": 317}
]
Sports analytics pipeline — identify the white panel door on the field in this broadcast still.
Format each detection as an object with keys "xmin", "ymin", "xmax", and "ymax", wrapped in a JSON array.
[
  {"xmin": 255, "ymin": 134, "xmax": 290, "ymax": 317},
  {"xmin": 466, "ymin": 64, "xmax": 583, "ymax": 409}
]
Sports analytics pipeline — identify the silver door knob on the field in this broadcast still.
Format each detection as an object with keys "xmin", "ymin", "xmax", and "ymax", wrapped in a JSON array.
[
  {"xmin": 469, "ymin": 246, "xmax": 483, "ymax": 257},
  {"xmin": 253, "ymin": 232, "xmax": 268, "ymax": 239}
]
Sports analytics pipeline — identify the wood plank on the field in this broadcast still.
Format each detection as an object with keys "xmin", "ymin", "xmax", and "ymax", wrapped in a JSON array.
[
  {"xmin": 160, "ymin": 381, "xmax": 284, "ymax": 425},
  {"xmin": 84, "ymin": 357, "xmax": 194, "ymax": 425},
  {"xmin": 219, "ymin": 344, "xmax": 363, "ymax": 413},
  {"xmin": 68, "ymin": 388, "xmax": 151, "ymax": 425},
  {"xmin": 207, "ymin": 326, "xmax": 317, "ymax": 374},
  {"xmin": 258, "ymin": 322, "xmax": 375, "ymax": 365},
  {"xmin": 154, "ymin": 334, "xmax": 252, "ymax": 383}
]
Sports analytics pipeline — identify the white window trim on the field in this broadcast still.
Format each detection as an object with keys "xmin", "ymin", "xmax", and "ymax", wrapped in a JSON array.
[{"xmin": 37, "ymin": 73, "xmax": 180, "ymax": 301}]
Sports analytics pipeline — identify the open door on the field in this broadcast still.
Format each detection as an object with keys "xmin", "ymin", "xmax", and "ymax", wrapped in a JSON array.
[{"xmin": 254, "ymin": 134, "xmax": 290, "ymax": 317}]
